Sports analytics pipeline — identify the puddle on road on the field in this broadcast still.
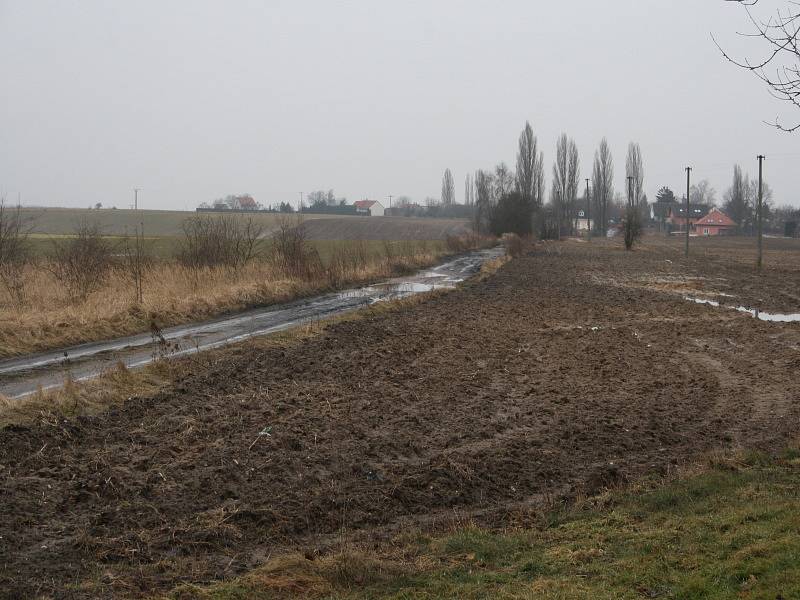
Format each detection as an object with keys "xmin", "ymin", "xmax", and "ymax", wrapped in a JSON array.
[
  {"xmin": 337, "ymin": 273, "xmax": 467, "ymax": 303},
  {"xmin": 381, "ymin": 282, "xmax": 437, "ymax": 294},
  {"xmin": 337, "ymin": 281, "xmax": 443, "ymax": 303},
  {"xmin": 685, "ymin": 297, "xmax": 800, "ymax": 323},
  {"xmin": 0, "ymin": 246, "xmax": 504, "ymax": 399}
]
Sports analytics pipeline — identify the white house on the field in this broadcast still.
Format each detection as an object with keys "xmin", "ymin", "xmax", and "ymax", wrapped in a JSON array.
[
  {"xmin": 575, "ymin": 209, "xmax": 594, "ymax": 232},
  {"xmin": 353, "ymin": 200, "xmax": 385, "ymax": 216}
]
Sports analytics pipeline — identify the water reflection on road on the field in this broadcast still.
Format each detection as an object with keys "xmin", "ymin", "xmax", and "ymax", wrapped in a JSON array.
[{"xmin": 0, "ymin": 247, "xmax": 504, "ymax": 399}]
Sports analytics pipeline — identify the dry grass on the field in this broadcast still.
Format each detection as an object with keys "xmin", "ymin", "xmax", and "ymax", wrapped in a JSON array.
[
  {"xmin": 0, "ymin": 238, "xmax": 482, "ymax": 358},
  {"xmin": 0, "ymin": 280, "xmax": 464, "ymax": 428},
  {"xmin": 168, "ymin": 551, "xmax": 411, "ymax": 600},
  {"xmin": 0, "ymin": 360, "xmax": 173, "ymax": 428}
]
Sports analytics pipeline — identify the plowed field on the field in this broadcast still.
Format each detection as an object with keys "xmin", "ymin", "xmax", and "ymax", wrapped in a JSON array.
[{"xmin": 2, "ymin": 237, "xmax": 799, "ymax": 598}]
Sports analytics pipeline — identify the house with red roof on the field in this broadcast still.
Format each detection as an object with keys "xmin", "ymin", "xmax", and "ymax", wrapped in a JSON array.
[
  {"xmin": 353, "ymin": 200, "xmax": 385, "ymax": 216},
  {"xmin": 667, "ymin": 203, "xmax": 710, "ymax": 232},
  {"xmin": 694, "ymin": 208, "xmax": 737, "ymax": 236}
]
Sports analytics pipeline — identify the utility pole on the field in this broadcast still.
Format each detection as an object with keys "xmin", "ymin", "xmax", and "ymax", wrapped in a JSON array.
[
  {"xmin": 757, "ymin": 155, "xmax": 765, "ymax": 271},
  {"xmin": 133, "ymin": 188, "xmax": 140, "ymax": 211},
  {"xmin": 685, "ymin": 167, "xmax": 692, "ymax": 258},
  {"xmin": 585, "ymin": 178, "xmax": 591, "ymax": 240}
]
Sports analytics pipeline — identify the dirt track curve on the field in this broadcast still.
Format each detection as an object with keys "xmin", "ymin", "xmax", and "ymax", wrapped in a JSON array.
[{"xmin": 2, "ymin": 240, "xmax": 799, "ymax": 598}]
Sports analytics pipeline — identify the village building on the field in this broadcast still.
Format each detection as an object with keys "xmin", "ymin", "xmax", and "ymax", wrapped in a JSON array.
[
  {"xmin": 575, "ymin": 209, "xmax": 594, "ymax": 232},
  {"xmin": 694, "ymin": 208, "xmax": 737, "ymax": 236},
  {"xmin": 353, "ymin": 200, "xmax": 385, "ymax": 216},
  {"xmin": 667, "ymin": 203, "xmax": 710, "ymax": 232}
]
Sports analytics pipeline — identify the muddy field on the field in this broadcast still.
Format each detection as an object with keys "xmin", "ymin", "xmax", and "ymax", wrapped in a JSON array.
[
  {"xmin": 298, "ymin": 216, "xmax": 469, "ymax": 241},
  {"xmin": 2, "ymin": 236, "xmax": 800, "ymax": 598}
]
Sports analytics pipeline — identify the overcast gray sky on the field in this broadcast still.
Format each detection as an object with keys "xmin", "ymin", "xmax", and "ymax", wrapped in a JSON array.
[{"xmin": 1, "ymin": 0, "xmax": 799, "ymax": 211}]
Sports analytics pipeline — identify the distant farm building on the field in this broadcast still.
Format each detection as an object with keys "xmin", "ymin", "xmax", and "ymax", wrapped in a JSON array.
[
  {"xmin": 667, "ymin": 204, "xmax": 710, "ymax": 232},
  {"xmin": 354, "ymin": 200, "xmax": 385, "ymax": 216},
  {"xmin": 694, "ymin": 209, "xmax": 737, "ymax": 236}
]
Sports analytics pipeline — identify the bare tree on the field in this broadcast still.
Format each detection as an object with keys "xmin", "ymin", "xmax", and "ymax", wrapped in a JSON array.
[
  {"xmin": 493, "ymin": 162, "xmax": 514, "ymax": 199},
  {"xmin": 0, "ymin": 199, "xmax": 31, "ymax": 305},
  {"xmin": 441, "ymin": 168, "xmax": 455, "ymax": 206},
  {"xmin": 472, "ymin": 169, "xmax": 494, "ymax": 233},
  {"xmin": 749, "ymin": 177, "xmax": 773, "ymax": 230},
  {"xmin": 591, "ymin": 138, "xmax": 614, "ymax": 238},
  {"xmin": 723, "ymin": 165, "xmax": 751, "ymax": 232},
  {"xmin": 533, "ymin": 150, "xmax": 545, "ymax": 210},
  {"xmin": 271, "ymin": 215, "xmax": 323, "ymax": 280},
  {"xmin": 515, "ymin": 121, "xmax": 545, "ymax": 209},
  {"xmin": 625, "ymin": 142, "xmax": 645, "ymax": 205},
  {"xmin": 551, "ymin": 133, "xmax": 580, "ymax": 238},
  {"xmin": 625, "ymin": 143, "xmax": 647, "ymax": 243},
  {"xmin": 689, "ymin": 179, "xmax": 717, "ymax": 206},
  {"xmin": 717, "ymin": 0, "xmax": 800, "ymax": 131},
  {"xmin": 623, "ymin": 177, "xmax": 642, "ymax": 251},
  {"xmin": 121, "ymin": 224, "xmax": 151, "ymax": 304}
]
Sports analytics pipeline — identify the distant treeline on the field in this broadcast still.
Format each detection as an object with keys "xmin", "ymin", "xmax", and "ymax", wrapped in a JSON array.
[{"xmin": 197, "ymin": 204, "xmax": 293, "ymax": 214}]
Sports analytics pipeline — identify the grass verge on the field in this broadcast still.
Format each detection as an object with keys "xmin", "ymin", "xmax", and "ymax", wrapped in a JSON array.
[
  {"xmin": 163, "ymin": 450, "xmax": 800, "ymax": 600},
  {"xmin": 0, "ymin": 237, "xmax": 494, "ymax": 359},
  {"xmin": 0, "ymin": 286, "xmax": 459, "ymax": 428}
]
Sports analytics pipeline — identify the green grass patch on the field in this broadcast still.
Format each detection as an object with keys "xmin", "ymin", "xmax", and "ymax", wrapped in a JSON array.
[{"xmin": 165, "ymin": 454, "xmax": 800, "ymax": 599}]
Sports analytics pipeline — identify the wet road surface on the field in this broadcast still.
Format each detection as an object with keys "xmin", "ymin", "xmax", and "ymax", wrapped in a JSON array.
[{"xmin": 0, "ymin": 247, "xmax": 503, "ymax": 399}]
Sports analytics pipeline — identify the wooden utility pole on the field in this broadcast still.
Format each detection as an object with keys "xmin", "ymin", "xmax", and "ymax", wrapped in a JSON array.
[
  {"xmin": 757, "ymin": 155, "xmax": 765, "ymax": 271},
  {"xmin": 685, "ymin": 167, "xmax": 692, "ymax": 258},
  {"xmin": 585, "ymin": 178, "xmax": 591, "ymax": 240}
]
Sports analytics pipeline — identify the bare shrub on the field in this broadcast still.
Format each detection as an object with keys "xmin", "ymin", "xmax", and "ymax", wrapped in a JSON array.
[
  {"xmin": 121, "ymin": 225, "xmax": 152, "ymax": 304},
  {"xmin": 446, "ymin": 232, "xmax": 484, "ymax": 253},
  {"xmin": 445, "ymin": 235, "xmax": 468, "ymax": 252},
  {"xmin": 503, "ymin": 233, "xmax": 524, "ymax": 258},
  {"xmin": 48, "ymin": 221, "xmax": 115, "ymax": 301},
  {"xmin": 178, "ymin": 215, "xmax": 264, "ymax": 272},
  {"xmin": 0, "ymin": 200, "xmax": 31, "ymax": 305},
  {"xmin": 271, "ymin": 216, "xmax": 323, "ymax": 280},
  {"xmin": 623, "ymin": 204, "xmax": 641, "ymax": 251}
]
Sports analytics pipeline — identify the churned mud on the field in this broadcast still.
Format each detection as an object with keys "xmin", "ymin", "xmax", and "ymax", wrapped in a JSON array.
[{"xmin": 2, "ymin": 238, "xmax": 799, "ymax": 598}]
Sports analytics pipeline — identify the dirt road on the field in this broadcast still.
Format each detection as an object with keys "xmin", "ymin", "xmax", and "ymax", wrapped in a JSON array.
[
  {"xmin": 2, "ymin": 238, "xmax": 799, "ymax": 598},
  {"xmin": 0, "ymin": 248, "xmax": 502, "ymax": 399}
]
